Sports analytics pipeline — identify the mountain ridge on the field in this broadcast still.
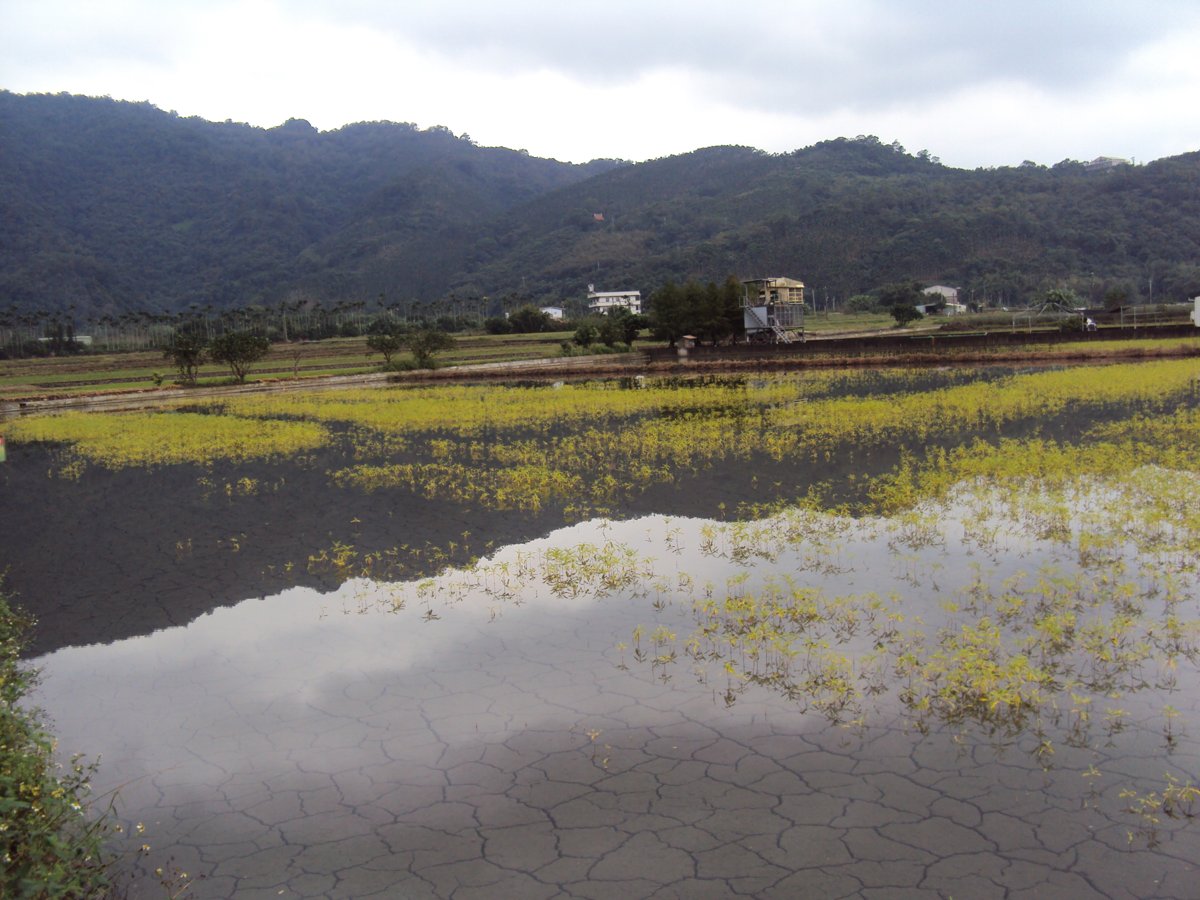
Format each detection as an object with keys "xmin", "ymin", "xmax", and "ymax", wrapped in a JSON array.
[{"xmin": 3, "ymin": 91, "xmax": 1199, "ymax": 320}]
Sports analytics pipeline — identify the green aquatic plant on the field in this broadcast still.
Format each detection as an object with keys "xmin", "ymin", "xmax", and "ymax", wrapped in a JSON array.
[
  {"xmin": 1122, "ymin": 775, "xmax": 1200, "ymax": 847},
  {"xmin": 11, "ymin": 360, "xmax": 1199, "ymax": 534},
  {"xmin": 6, "ymin": 410, "xmax": 329, "ymax": 470}
]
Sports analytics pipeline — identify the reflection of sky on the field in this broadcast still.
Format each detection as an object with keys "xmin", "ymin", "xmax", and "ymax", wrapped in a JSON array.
[
  {"xmin": 31, "ymin": 501, "xmax": 1196, "ymax": 791},
  {"xmin": 30, "ymin": 515, "xmax": 873, "ymax": 754},
  {"xmin": 30, "ymin": 518, "xmax": 674, "ymax": 753},
  {"xmin": 26, "ymin": 503, "xmax": 1200, "ymax": 896},
  {"xmin": 32, "ymin": 513, "xmax": 894, "ymax": 761}
]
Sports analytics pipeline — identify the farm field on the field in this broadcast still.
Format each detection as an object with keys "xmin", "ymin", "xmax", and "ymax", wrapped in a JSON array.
[
  {"xmin": 5, "ymin": 317, "xmax": 1198, "ymax": 406},
  {"xmin": 3, "ymin": 358, "xmax": 1200, "ymax": 897},
  {"xmin": 0, "ymin": 331, "xmax": 583, "ymax": 402}
]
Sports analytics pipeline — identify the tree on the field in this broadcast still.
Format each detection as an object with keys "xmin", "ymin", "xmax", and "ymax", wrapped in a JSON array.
[
  {"xmin": 484, "ymin": 316, "xmax": 512, "ymax": 335},
  {"xmin": 1043, "ymin": 287, "xmax": 1082, "ymax": 307},
  {"xmin": 573, "ymin": 321, "xmax": 597, "ymax": 347},
  {"xmin": 596, "ymin": 315, "xmax": 621, "ymax": 347},
  {"xmin": 622, "ymin": 310, "xmax": 649, "ymax": 344},
  {"xmin": 891, "ymin": 304, "xmax": 923, "ymax": 327},
  {"xmin": 1103, "ymin": 286, "xmax": 1129, "ymax": 311},
  {"xmin": 719, "ymin": 275, "xmax": 745, "ymax": 343},
  {"xmin": 694, "ymin": 278, "xmax": 742, "ymax": 345},
  {"xmin": 508, "ymin": 305, "xmax": 551, "ymax": 334},
  {"xmin": 846, "ymin": 294, "xmax": 879, "ymax": 313},
  {"xmin": 405, "ymin": 329, "xmax": 455, "ymax": 368},
  {"xmin": 366, "ymin": 331, "xmax": 405, "ymax": 368},
  {"xmin": 163, "ymin": 331, "xmax": 207, "ymax": 385},
  {"xmin": 878, "ymin": 281, "xmax": 925, "ymax": 309},
  {"xmin": 209, "ymin": 331, "xmax": 269, "ymax": 383},
  {"xmin": 597, "ymin": 307, "xmax": 645, "ymax": 346},
  {"xmin": 649, "ymin": 280, "xmax": 689, "ymax": 347}
]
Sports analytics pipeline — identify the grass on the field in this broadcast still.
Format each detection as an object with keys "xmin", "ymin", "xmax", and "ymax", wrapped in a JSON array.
[
  {"xmin": 0, "ymin": 332, "xmax": 587, "ymax": 401},
  {"xmin": 1029, "ymin": 335, "xmax": 1200, "ymax": 355},
  {"xmin": 803, "ymin": 311, "xmax": 897, "ymax": 333}
]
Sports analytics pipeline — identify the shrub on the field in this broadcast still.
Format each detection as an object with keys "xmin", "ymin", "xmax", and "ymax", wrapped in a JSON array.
[
  {"xmin": 508, "ymin": 305, "xmax": 552, "ymax": 334},
  {"xmin": 484, "ymin": 317, "xmax": 512, "ymax": 335},
  {"xmin": 163, "ymin": 331, "xmax": 208, "ymax": 385},
  {"xmin": 1, "ymin": 586, "xmax": 116, "ymax": 897},
  {"xmin": 573, "ymin": 322, "xmax": 597, "ymax": 347}
]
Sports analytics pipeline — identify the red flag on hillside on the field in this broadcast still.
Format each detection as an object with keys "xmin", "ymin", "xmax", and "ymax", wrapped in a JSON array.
[{"xmin": 593, "ymin": 212, "xmax": 604, "ymax": 222}]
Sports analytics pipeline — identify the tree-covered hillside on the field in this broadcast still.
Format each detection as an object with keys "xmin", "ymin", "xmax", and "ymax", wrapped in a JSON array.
[
  {"xmin": 0, "ymin": 91, "xmax": 618, "ymax": 317},
  {"xmin": 444, "ymin": 138, "xmax": 1200, "ymax": 310},
  {"xmin": 3, "ymin": 91, "xmax": 1199, "ymax": 321}
]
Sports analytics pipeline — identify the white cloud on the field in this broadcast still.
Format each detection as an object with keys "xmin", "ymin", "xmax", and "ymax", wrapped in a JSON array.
[{"xmin": 2, "ymin": 0, "xmax": 1198, "ymax": 166}]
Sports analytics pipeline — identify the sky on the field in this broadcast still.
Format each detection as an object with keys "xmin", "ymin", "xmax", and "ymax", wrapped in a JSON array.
[{"xmin": 3, "ymin": 0, "xmax": 1200, "ymax": 169}]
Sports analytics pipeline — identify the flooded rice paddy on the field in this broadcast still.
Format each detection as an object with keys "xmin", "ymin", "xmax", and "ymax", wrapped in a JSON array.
[{"xmin": 3, "ymin": 361, "xmax": 1200, "ymax": 897}]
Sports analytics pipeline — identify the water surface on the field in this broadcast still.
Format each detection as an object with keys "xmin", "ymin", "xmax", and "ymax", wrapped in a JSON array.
[{"xmin": 33, "ymin": 514, "xmax": 1200, "ymax": 898}]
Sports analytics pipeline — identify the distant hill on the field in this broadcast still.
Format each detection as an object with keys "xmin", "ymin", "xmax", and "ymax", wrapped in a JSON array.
[
  {"xmin": 445, "ymin": 139, "xmax": 1200, "ymax": 311},
  {"xmin": 0, "ymin": 91, "xmax": 619, "ymax": 317},
  {"xmin": 3, "ymin": 91, "xmax": 1199, "ymax": 322}
]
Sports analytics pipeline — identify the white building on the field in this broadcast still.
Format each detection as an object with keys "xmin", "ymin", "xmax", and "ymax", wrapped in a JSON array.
[
  {"xmin": 1084, "ymin": 156, "xmax": 1131, "ymax": 173},
  {"xmin": 920, "ymin": 285, "xmax": 967, "ymax": 315},
  {"xmin": 587, "ymin": 284, "xmax": 642, "ymax": 315},
  {"xmin": 540, "ymin": 306, "xmax": 565, "ymax": 321}
]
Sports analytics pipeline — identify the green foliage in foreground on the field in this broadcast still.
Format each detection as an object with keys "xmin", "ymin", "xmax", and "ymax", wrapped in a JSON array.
[{"xmin": 1, "ymin": 588, "xmax": 115, "ymax": 898}]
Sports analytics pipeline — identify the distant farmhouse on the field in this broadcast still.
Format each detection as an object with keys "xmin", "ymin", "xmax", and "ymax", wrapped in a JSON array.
[
  {"xmin": 918, "ymin": 285, "xmax": 967, "ymax": 315},
  {"xmin": 1084, "ymin": 156, "xmax": 1131, "ymax": 173},
  {"xmin": 540, "ymin": 306, "xmax": 565, "ymax": 321},
  {"xmin": 587, "ymin": 285, "xmax": 642, "ymax": 315}
]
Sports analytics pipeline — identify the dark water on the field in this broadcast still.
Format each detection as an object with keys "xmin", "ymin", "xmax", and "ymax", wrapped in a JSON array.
[
  {"xmin": 6, "ymin": 369, "xmax": 1200, "ymax": 897},
  {"xmin": 30, "ymin": 515, "xmax": 1200, "ymax": 898},
  {"xmin": 0, "ymin": 441, "xmax": 561, "ymax": 656}
]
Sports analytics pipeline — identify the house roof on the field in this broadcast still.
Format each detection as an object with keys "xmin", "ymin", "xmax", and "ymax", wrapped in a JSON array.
[{"xmin": 743, "ymin": 277, "xmax": 804, "ymax": 289}]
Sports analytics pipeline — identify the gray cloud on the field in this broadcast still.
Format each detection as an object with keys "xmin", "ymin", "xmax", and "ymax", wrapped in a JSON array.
[
  {"xmin": 302, "ymin": 0, "xmax": 1199, "ymax": 112},
  {"xmin": 3, "ymin": 0, "xmax": 1197, "ymax": 166}
]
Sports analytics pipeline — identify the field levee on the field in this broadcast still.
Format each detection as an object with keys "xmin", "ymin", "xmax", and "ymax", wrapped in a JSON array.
[{"xmin": 645, "ymin": 322, "xmax": 1200, "ymax": 363}]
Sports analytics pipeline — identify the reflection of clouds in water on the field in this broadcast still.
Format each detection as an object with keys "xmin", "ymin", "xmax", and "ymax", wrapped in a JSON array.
[
  {"xmin": 27, "ymin": 490, "xmax": 1200, "ymax": 896},
  {"xmin": 29, "ymin": 502, "xmax": 1048, "ymax": 719},
  {"xmin": 34, "ymin": 511, "xmax": 898, "ymax": 763},
  {"xmin": 25, "ymin": 506, "xmax": 942, "ymax": 779}
]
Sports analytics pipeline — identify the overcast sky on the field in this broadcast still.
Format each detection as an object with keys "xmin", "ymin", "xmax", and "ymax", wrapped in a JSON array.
[{"xmin": 3, "ymin": 0, "xmax": 1199, "ymax": 168}]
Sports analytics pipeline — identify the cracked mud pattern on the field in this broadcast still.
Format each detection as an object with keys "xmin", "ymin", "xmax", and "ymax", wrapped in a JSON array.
[{"xmin": 32, "ymin": 517, "xmax": 1200, "ymax": 899}]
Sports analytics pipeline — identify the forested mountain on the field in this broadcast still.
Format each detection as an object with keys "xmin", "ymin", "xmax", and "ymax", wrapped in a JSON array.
[
  {"xmin": 3, "ymin": 91, "xmax": 1200, "ymax": 322},
  {"xmin": 448, "ymin": 141, "xmax": 1200, "ymax": 311},
  {"xmin": 0, "ymin": 91, "xmax": 619, "ymax": 317}
]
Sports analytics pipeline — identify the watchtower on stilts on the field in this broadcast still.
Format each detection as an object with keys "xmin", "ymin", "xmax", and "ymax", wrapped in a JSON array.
[{"xmin": 742, "ymin": 277, "xmax": 806, "ymax": 343}]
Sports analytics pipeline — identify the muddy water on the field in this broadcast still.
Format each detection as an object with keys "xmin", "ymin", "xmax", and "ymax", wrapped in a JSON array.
[{"xmin": 32, "ymin": 515, "xmax": 1200, "ymax": 898}]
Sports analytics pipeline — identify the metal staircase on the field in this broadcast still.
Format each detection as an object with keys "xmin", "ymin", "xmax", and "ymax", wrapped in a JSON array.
[{"xmin": 745, "ymin": 305, "xmax": 794, "ymax": 343}]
